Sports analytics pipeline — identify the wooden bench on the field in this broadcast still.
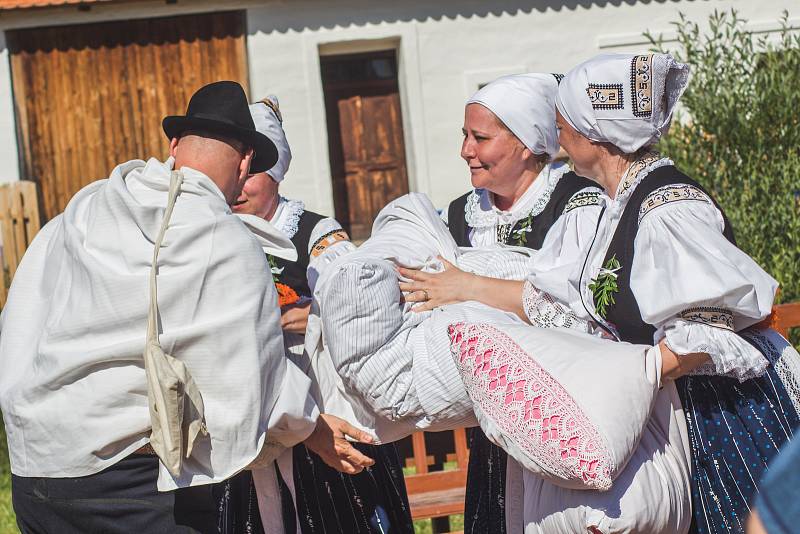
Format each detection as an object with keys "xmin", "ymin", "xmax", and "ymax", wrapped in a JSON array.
[
  {"xmin": 774, "ymin": 301, "xmax": 800, "ymax": 338},
  {"xmin": 399, "ymin": 428, "xmax": 470, "ymax": 533},
  {"xmin": 0, "ymin": 180, "xmax": 40, "ymax": 307}
]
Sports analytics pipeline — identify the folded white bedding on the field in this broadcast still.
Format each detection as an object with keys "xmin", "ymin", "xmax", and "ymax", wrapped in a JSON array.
[{"xmin": 311, "ymin": 193, "xmax": 689, "ymax": 516}]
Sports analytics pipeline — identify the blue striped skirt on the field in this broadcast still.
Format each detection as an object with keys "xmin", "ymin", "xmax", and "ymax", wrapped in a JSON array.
[
  {"xmin": 216, "ymin": 442, "xmax": 412, "ymax": 533},
  {"xmin": 463, "ymin": 427, "xmax": 507, "ymax": 534},
  {"xmin": 292, "ymin": 442, "xmax": 413, "ymax": 533},
  {"xmin": 678, "ymin": 331, "xmax": 799, "ymax": 534}
]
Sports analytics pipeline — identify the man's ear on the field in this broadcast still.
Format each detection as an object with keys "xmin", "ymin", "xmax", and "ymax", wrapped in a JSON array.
[
  {"xmin": 240, "ymin": 147, "xmax": 255, "ymax": 176},
  {"xmin": 169, "ymin": 137, "xmax": 179, "ymax": 158}
]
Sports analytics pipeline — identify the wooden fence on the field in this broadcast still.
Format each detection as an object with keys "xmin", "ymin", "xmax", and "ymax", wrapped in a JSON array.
[{"xmin": 0, "ymin": 180, "xmax": 40, "ymax": 307}]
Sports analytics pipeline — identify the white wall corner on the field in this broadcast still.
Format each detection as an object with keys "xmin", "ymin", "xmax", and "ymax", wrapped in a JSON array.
[{"xmin": 0, "ymin": 33, "xmax": 20, "ymax": 183}]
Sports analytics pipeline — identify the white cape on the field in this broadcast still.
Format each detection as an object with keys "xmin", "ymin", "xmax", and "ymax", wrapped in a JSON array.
[{"xmin": 0, "ymin": 158, "xmax": 317, "ymax": 491}]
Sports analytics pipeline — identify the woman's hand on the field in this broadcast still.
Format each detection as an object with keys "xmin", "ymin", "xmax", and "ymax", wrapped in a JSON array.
[
  {"xmin": 398, "ymin": 257, "xmax": 476, "ymax": 312},
  {"xmin": 304, "ymin": 414, "xmax": 376, "ymax": 474},
  {"xmin": 281, "ymin": 301, "xmax": 311, "ymax": 334},
  {"xmin": 658, "ymin": 339, "xmax": 711, "ymax": 381}
]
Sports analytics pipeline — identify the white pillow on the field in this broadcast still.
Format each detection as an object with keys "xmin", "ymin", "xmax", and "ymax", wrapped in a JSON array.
[
  {"xmin": 510, "ymin": 382, "xmax": 692, "ymax": 533},
  {"xmin": 444, "ymin": 319, "xmax": 662, "ymax": 491}
]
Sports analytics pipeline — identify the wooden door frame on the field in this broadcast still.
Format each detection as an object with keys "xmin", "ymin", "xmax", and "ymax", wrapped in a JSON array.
[{"xmin": 320, "ymin": 49, "xmax": 409, "ymax": 237}]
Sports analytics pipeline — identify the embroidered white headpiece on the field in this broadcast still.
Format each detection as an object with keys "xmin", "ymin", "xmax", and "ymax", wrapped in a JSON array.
[
  {"xmin": 249, "ymin": 95, "xmax": 292, "ymax": 182},
  {"xmin": 556, "ymin": 53, "xmax": 690, "ymax": 154},
  {"xmin": 467, "ymin": 73, "xmax": 561, "ymax": 159}
]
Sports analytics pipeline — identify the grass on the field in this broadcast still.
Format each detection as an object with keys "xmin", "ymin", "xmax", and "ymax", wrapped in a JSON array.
[
  {"xmin": 0, "ymin": 416, "xmax": 16, "ymax": 533},
  {"xmin": 406, "ymin": 462, "xmax": 465, "ymax": 533},
  {"xmin": 413, "ymin": 514, "xmax": 464, "ymax": 534}
]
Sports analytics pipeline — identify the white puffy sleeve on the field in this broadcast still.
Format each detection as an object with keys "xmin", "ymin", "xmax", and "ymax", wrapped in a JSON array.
[
  {"xmin": 631, "ymin": 185, "xmax": 778, "ymax": 381},
  {"xmin": 522, "ymin": 187, "xmax": 602, "ymax": 329},
  {"xmin": 526, "ymin": 187, "xmax": 603, "ymax": 303}
]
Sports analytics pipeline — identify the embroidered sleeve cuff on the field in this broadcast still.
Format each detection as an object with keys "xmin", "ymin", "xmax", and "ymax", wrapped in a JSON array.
[
  {"xmin": 663, "ymin": 317, "xmax": 769, "ymax": 382},
  {"xmin": 563, "ymin": 189, "xmax": 601, "ymax": 214}
]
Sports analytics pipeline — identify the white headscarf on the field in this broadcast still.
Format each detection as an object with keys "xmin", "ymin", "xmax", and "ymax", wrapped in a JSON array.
[
  {"xmin": 249, "ymin": 96, "xmax": 292, "ymax": 182},
  {"xmin": 556, "ymin": 53, "xmax": 690, "ymax": 154},
  {"xmin": 467, "ymin": 73, "xmax": 561, "ymax": 160}
]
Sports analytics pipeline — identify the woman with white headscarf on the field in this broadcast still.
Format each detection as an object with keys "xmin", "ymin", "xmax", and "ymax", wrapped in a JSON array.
[
  {"xmin": 544, "ymin": 53, "xmax": 798, "ymax": 533},
  {"xmin": 219, "ymin": 97, "xmax": 414, "ymax": 534},
  {"xmin": 428, "ymin": 73, "xmax": 603, "ymax": 534}
]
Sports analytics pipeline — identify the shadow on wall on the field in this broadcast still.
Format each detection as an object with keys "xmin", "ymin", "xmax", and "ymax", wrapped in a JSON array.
[
  {"xmin": 4, "ymin": 10, "xmax": 245, "ymax": 53},
  {"xmin": 247, "ymin": 0, "xmax": 678, "ymax": 34}
]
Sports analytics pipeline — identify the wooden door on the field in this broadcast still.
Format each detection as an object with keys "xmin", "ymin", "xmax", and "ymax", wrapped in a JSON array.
[
  {"xmin": 7, "ymin": 11, "xmax": 248, "ymax": 220},
  {"xmin": 321, "ymin": 50, "xmax": 409, "ymax": 241},
  {"xmin": 337, "ymin": 93, "xmax": 409, "ymax": 240}
]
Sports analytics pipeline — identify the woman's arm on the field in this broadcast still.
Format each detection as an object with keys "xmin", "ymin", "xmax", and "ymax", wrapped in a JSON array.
[
  {"xmin": 633, "ymin": 196, "xmax": 777, "ymax": 381},
  {"xmin": 398, "ymin": 258, "xmax": 527, "ymax": 321},
  {"xmin": 658, "ymin": 339, "xmax": 711, "ymax": 380}
]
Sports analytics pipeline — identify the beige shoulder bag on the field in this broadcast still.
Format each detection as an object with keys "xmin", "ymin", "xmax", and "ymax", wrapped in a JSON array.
[{"xmin": 145, "ymin": 170, "xmax": 208, "ymax": 477}]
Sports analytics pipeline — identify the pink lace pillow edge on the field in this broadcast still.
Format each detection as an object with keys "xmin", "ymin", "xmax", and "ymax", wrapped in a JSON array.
[{"xmin": 448, "ymin": 322, "xmax": 614, "ymax": 490}]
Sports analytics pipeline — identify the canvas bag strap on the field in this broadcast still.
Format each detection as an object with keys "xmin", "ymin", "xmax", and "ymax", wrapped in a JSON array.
[{"xmin": 146, "ymin": 170, "xmax": 184, "ymax": 344}]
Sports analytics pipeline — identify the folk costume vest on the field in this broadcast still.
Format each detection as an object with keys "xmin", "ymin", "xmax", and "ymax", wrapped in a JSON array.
[
  {"xmin": 271, "ymin": 210, "xmax": 325, "ymax": 298},
  {"xmin": 450, "ymin": 170, "xmax": 598, "ymax": 534},
  {"xmin": 599, "ymin": 165, "xmax": 735, "ymax": 345}
]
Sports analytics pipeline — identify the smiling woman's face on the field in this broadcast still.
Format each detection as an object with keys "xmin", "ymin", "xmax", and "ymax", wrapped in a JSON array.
[
  {"xmin": 461, "ymin": 103, "xmax": 530, "ymax": 196},
  {"xmin": 231, "ymin": 171, "xmax": 280, "ymax": 220}
]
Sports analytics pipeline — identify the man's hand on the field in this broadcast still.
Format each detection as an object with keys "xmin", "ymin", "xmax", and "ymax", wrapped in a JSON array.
[
  {"xmin": 304, "ymin": 414, "xmax": 376, "ymax": 474},
  {"xmin": 281, "ymin": 301, "xmax": 311, "ymax": 334}
]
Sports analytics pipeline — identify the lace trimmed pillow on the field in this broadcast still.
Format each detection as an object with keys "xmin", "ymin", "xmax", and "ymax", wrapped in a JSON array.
[{"xmin": 448, "ymin": 321, "xmax": 662, "ymax": 491}]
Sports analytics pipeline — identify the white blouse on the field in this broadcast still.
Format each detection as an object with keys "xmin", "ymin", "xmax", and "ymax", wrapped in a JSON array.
[{"xmin": 525, "ymin": 154, "xmax": 778, "ymax": 381}]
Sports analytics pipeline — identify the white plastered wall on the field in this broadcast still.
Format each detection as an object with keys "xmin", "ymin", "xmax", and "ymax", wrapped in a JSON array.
[
  {"xmin": 0, "ymin": 30, "xmax": 19, "ymax": 184},
  {"xmin": 0, "ymin": 0, "xmax": 797, "ymax": 215},
  {"xmin": 246, "ymin": 0, "xmax": 799, "ymax": 215}
]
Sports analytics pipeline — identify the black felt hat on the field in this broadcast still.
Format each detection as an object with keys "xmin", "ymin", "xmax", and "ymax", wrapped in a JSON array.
[{"xmin": 163, "ymin": 81, "xmax": 278, "ymax": 173}]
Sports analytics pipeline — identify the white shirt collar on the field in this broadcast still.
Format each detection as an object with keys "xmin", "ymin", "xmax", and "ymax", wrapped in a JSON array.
[{"xmin": 269, "ymin": 196, "xmax": 305, "ymax": 238}]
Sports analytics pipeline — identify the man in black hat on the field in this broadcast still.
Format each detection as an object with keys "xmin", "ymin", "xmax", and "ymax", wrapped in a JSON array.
[{"xmin": 1, "ymin": 80, "xmax": 374, "ymax": 534}]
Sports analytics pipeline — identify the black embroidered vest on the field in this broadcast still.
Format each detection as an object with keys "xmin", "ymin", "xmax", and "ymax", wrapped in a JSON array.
[
  {"xmin": 601, "ymin": 165, "xmax": 736, "ymax": 344},
  {"xmin": 446, "ymin": 171, "xmax": 597, "ymax": 249},
  {"xmin": 271, "ymin": 210, "xmax": 325, "ymax": 298}
]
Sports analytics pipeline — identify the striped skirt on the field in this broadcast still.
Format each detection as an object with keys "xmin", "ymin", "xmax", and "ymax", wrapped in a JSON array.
[
  {"xmin": 216, "ymin": 442, "xmax": 413, "ymax": 533},
  {"xmin": 463, "ymin": 427, "xmax": 507, "ymax": 534},
  {"xmin": 292, "ymin": 442, "xmax": 413, "ymax": 534},
  {"xmin": 678, "ymin": 329, "xmax": 800, "ymax": 534}
]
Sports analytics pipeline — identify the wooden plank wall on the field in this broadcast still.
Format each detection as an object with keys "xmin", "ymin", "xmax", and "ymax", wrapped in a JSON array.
[
  {"xmin": 7, "ymin": 10, "xmax": 248, "ymax": 220},
  {"xmin": 0, "ymin": 181, "xmax": 40, "ymax": 306}
]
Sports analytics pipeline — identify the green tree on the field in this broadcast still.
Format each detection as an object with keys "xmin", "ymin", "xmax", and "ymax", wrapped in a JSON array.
[{"xmin": 648, "ymin": 10, "xmax": 800, "ymax": 318}]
